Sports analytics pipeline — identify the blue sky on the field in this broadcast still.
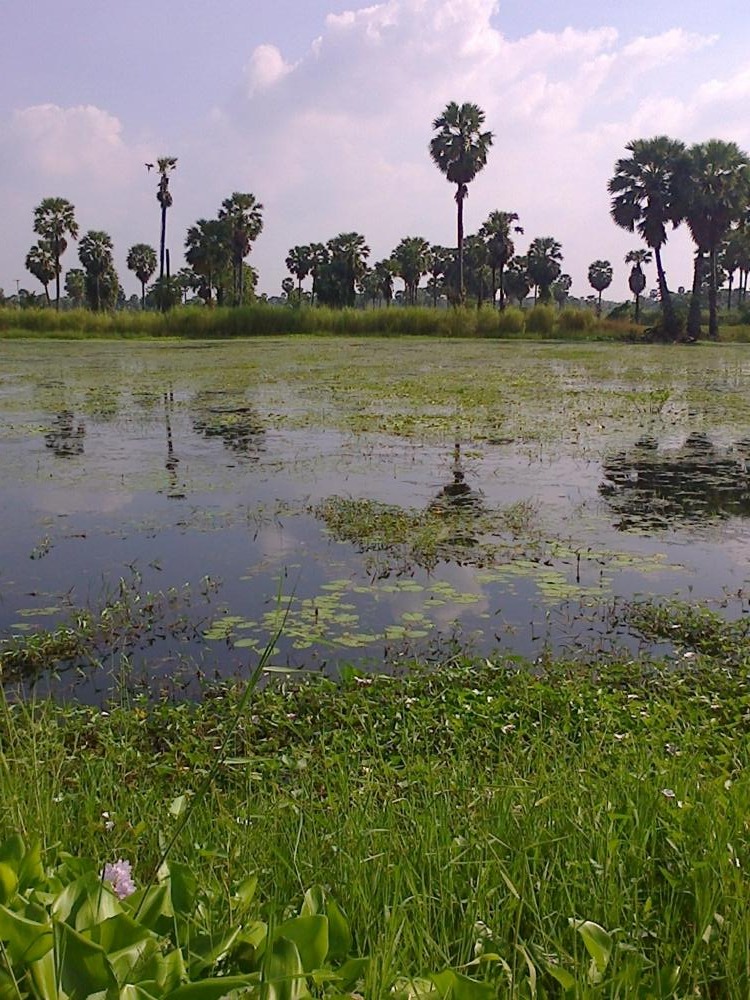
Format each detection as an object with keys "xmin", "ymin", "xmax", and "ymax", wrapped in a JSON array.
[{"xmin": 3, "ymin": 0, "xmax": 750, "ymax": 301}]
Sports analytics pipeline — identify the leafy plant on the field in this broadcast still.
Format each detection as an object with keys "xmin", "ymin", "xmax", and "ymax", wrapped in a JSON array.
[{"xmin": 0, "ymin": 832, "xmax": 369, "ymax": 1000}]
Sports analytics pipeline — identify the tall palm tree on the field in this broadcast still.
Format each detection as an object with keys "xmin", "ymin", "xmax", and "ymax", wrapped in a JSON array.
[
  {"xmin": 527, "ymin": 237, "xmax": 563, "ymax": 303},
  {"xmin": 683, "ymin": 140, "xmax": 750, "ymax": 339},
  {"xmin": 33, "ymin": 197, "xmax": 78, "ymax": 311},
  {"xmin": 126, "ymin": 244, "xmax": 157, "ymax": 308},
  {"xmin": 25, "ymin": 241, "xmax": 57, "ymax": 305},
  {"xmin": 608, "ymin": 136, "xmax": 689, "ymax": 339},
  {"xmin": 392, "ymin": 236, "xmax": 431, "ymax": 305},
  {"xmin": 285, "ymin": 245, "xmax": 313, "ymax": 301},
  {"xmin": 154, "ymin": 157, "xmax": 178, "ymax": 282},
  {"xmin": 625, "ymin": 249, "xmax": 652, "ymax": 323},
  {"xmin": 218, "ymin": 192, "xmax": 264, "ymax": 305},
  {"xmin": 429, "ymin": 102, "xmax": 493, "ymax": 303},
  {"xmin": 587, "ymin": 260, "xmax": 613, "ymax": 316},
  {"xmin": 480, "ymin": 211, "xmax": 523, "ymax": 308}
]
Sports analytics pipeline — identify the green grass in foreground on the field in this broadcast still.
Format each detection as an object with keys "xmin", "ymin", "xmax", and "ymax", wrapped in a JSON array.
[{"xmin": 1, "ymin": 647, "xmax": 749, "ymax": 996}]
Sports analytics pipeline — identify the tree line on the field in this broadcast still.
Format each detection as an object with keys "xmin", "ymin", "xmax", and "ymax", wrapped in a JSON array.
[
  {"xmin": 23, "ymin": 159, "xmax": 264, "ymax": 313},
  {"xmin": 16, "ymin": 107, "xmax": 750, "ymax": 334}
]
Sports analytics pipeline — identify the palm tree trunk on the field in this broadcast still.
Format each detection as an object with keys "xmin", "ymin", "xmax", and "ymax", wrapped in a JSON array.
[
  {"xmin": 708, "ymin": 247, "xmax": 719, "ymax": 340},
  {"xmin": 141, "ymin": 280, "xmax": 146, "ymax": 309},
  {"xmin": 159, "ymin": 206, "xmax": 167, "ymax": 281},
  {"xmin": 687, "ymin": 250, "xmax": 703, "ymax": 338},
  {"xmin": 654, "ymin": 247, "xmax": 679, "ymax": 338},
  {"xmin": 456, "ymin": 184, "xmax": 465, "ymax": 304},
  {"xmin": 490, "ymin": 265, "xmax": 497, "ymax": 309},
  {"xmin": 597, "ymin": 290, "xmax": 602, "ymax": 317},
  {"xmin": 634, "ymin": 293, "xmax": 641, "ymax": 324},
  {"xmin": 54, "ymin": 235, "xmax": 61, "ymax": 311},
  {"xmin": 728, "ymin": 273, "xmax": 734, "ymax": 311},
  {"xmin": 498, "ymin": 264, "xmax": 506, "ymax": 311}
]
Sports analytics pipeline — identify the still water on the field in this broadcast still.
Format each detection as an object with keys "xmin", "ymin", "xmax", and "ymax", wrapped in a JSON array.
[{"xmin": 2, "ymin": 337, "xmax": 750, "ymax": 701}]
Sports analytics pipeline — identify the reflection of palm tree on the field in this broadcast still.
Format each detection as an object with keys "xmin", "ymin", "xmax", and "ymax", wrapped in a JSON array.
[
  {"xmin": 44, "ymin": 411, "xmax": 85, "ymax": 456},
  {"xmin": 163, "ymin": 389, "xmax": 184, "ymax": 499},
  {"xmin": 432, "ymin": 443, "xmax": 483, "ymax": 512},
  {"xmin": 600, "ymin": 434, "xmax": 750, "ymax": 530}
]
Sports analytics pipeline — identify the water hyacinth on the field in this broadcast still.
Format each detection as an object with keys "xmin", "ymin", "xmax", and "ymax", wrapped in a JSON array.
[{"xmin": 102, "ymin": 858, "xmax": 136, "ymax": 899}]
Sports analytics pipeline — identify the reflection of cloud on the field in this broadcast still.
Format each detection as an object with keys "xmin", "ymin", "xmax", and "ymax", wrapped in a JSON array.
[{"xmin": 32, "ymin": 489, "xmax": 134, "ymax": 516}]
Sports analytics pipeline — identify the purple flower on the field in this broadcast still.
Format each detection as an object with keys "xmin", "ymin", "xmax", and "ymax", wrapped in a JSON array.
[{"xmin": 102, "ymin": 859, "xmax": 136, "ymax": 899}]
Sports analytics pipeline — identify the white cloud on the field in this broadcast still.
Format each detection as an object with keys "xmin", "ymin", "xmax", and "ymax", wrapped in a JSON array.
[
  {"xmin": 244, "ymin": 44, "xmax": 294, "ymax": 97},
  {"xmin": 1, "ymin": 0, "xmax": 746, "ymax": 303},
  {"xmin": 11, "ymin": 104, "xmax": 129, "ymax": 178}
]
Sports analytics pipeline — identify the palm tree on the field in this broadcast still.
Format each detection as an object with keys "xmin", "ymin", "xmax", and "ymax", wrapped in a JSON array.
[
  {"xmin": 683, "ymin": 140, "xmax": 750, "ymax": 339},
  {"xmin": 392, "ymin": 237, "xmax": 431, "ymax": 305},
  {"xmin": 552, "ymin": 274, "xmax": 572, "ymax": 309},
  {"xmin": 527, "ymin": 237, "xmax": 563, "ymax": 303},
  {"xmin": 307, "ymin": 244, "xmax": 329, "ymax": 306},
  {"xmin": 480, "ymin": 211, "xmax": 523, "ymax": 308},
  {"xmin": 587, "ymin": 260, "xmax": 613, "ymax": 316},
  {"xmin": 326, "ymin": 232, "xmax": 370, "ymax": 307},
  {"xmin": 426, "ymin": 246, "xmax": 453, "ymax": 306},
  {"xmin": 504, "ymin": 256, "xmax": 531, "ymax": 307},
  {"xmin": 429, "ymin": 102, "xmax": 493, "ymax": 303},
  {"xmin": 25, "ymin": 242, "xmax": 57, "ymax": 305},
  {"xmin": 463, "ymin": 234, "xmax": 491, "ymax": 307},
  {"xmin": 64, "ymin": 268, "xmax": 86, "ymax": 308},
  {"xmin": 286, "ymin": 245, "xmax": 313, "ymax": 301},
  {"xmin": 184, "ymin": 219, "xmax": 232, "ymax": 306},
  {"xmin": 625, "ymin": 249, "xmax": 652, "ymax": 323},
  {"xmin": 126, "ymin": 244, "xmax": 157, "ymax": 308},
  {"xmin": 78, "ymin": 231, "xmax": 116, "ymax": 311},
  {"xmin": 154, "ymin": 157, "xmax": 178, "ymax": 282},
  {"xmin": 608, "ymin": 136, "xmax": 690, "ymax": 339},
  {"xmin": 374, "ymin": 259, "xmax": 397, "ymax": 307},
  {"xmin": 33, "ymin": 197, "xmax": 78, "ymax": 311},
  {"xmin": 218, "ymin": 192, "xmax": 264, "ymax": 305}
]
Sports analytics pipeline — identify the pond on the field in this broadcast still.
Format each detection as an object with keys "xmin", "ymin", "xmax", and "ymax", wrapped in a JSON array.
[{"xmin": 2, "ymin": 336, "xmax": 750, "ymax": 701}]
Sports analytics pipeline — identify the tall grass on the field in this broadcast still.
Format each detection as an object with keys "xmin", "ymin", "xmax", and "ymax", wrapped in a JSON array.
[
  {"xmin": 1, "ymin": 654, "xmax": 749, "ymax": 994},
  {"xmin": 0, "ymin": 303, "xmax": 652, "ymax": 342}
]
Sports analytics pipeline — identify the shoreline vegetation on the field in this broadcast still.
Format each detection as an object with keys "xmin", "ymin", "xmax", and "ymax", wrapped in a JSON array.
[
  {"xmin": 1, "ymin": 642, "xmax": 749, "ymax": 995},
  {"xmin": 3, "ymin": 302, "xmax": 750, "ymax": 341}
]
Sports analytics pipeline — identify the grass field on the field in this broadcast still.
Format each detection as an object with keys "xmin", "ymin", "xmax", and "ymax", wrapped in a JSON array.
[{"xmin": 2, "ymin": 629, "xmax": 749, "ymax": 995}]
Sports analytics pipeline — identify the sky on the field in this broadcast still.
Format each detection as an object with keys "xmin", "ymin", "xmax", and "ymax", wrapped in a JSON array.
[{"xmin": 3, "ymin": 0, "xmax": 750, "ymax": 303}]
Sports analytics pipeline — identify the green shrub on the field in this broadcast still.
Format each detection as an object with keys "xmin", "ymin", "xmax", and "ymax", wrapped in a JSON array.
[
  {"xmin": 525, "ymin": 304, "xmax": 556, "ymax": 336},
  {"xmin": 496, "ymin": 306, "xmax": 525, "ymax": 335},
  {"xmin": 558, "ymin": 307, "xmax": 594, "ymax": 333}
]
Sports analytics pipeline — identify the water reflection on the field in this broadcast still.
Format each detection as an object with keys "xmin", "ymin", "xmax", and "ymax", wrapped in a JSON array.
[
  {"xmin": 428, "ymin": 442, "xmax": 486, "ymax": 550},
  {"xmin": 44, "ymin": 411, "xmax": 85, "ymax": 456},
  {"xmin": 191, "ymin": 391, "xmax": 266, "ymax": 457},
  {"xmin": 163, "ymin": 389, "xmax": 184, "ymax": 498},
  {"xmin": 430, "ymin": 442, "xmax": 484, "ymax": 513},
  {"xmin": 600, "ymin": 433, "xmax": 750, "ymax": 531}
]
